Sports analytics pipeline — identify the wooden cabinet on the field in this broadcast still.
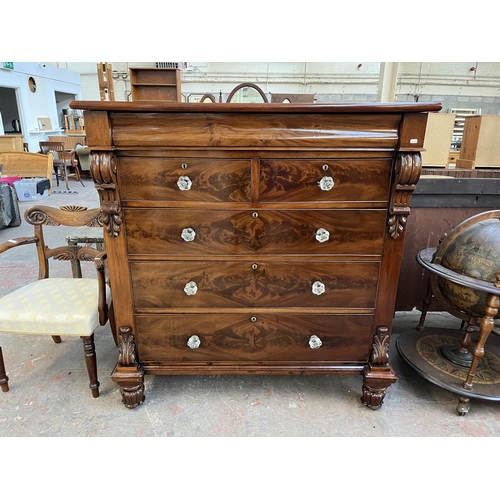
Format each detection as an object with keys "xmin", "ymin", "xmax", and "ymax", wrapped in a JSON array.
[
  {"xmin": 129, "ymin": 68, "xmax": 181, "ymax": 101},
  {"xmin": 421, "ymin": 112, "xmax": 455, "ymax": 167},
  {"xmin": 0, "ymin": 135, "xmax": 24, "ymax": 152},
  {"xmin": 70, "ymin": 100, "xmax": 440, "ymax": 409},
  {"xmin": 457, "ymin": 115, "xmax": 500, "ymax": 169}
]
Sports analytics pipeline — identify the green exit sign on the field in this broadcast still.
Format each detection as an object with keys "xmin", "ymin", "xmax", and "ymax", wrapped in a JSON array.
[{"xmin": 2, "ymin": 62, "xmax": 14, "ymax": 70}]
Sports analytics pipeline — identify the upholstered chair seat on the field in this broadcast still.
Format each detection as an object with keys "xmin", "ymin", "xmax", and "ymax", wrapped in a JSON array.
[{"xmin": 0, "ymin": 205, "xmax": 116, "ymax": 399}]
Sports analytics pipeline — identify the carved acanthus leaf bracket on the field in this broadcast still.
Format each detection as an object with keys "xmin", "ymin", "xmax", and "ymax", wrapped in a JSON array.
[
  {"xmin": 89, "ymin": 151, "xmax": 122, "ymax": 237},
  {"xmin": 371, "ymin": 326, "xmax": 391, "ymax": 366},
  {"xmin": 117, "ymin": 326, "xmax": 139, "ymax": 366},
  {"xmin": 388, "ymin": 152, "xmax": 422, "ymax": 239}
]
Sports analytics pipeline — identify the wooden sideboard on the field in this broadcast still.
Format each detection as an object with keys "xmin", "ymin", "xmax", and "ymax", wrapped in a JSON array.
[{"xmin": 70, "ymin": 101, "xmax": 441, "ymax": 409}]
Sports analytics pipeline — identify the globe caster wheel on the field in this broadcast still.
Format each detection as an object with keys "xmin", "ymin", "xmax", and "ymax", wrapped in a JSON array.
[{"xmin": 456, "ymin": 396, "xmax": 470, "ymax": 416}]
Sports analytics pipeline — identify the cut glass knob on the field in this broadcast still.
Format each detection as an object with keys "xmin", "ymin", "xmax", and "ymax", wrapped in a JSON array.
[
  {"xmin": 312, "ymin": 281, "xmax": 325, "ymax": 295},
  {"xmin": 184, "ymin": 281, "xmax": 198, "ymax": 295},
  {"xmin": 309, "ymin": 335, "xmax": 323, "ymax": 349},
  {"xmin": 177, "ymin": 175, "xmax": 192, "ymax": 191},
  {"xmin": 315, "ymin": 228, "xmax": 330, "ymax": 243},
  {"xmin": 318, "ymin": 176, "xmax": 334, "ymax": 191},
  {"xmin": 187, "ymin": 335, "xmax": 201, "ymax": 349},
  {"xmin": 181, "ymin": 227, "xmax": 196, "ymax": 242}
]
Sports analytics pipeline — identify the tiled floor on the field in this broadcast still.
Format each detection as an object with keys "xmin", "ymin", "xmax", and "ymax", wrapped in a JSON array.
[{"xmin": 1, "ymin": 179, "xmax": 499, "ymax": 437}]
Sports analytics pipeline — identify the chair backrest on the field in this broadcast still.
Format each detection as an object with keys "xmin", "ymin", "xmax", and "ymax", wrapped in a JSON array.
[
  {"xmin": 39, "ymin": 141, "xmax": 66, "ymax": 155},
  {"xmin": 24, "ymin": 205, "xmax": 105, "ymax": 295},
  {"xmin": 39, "ymin": 141, "xmax": 71, "ymax": 167},
  {"xmin": 0, "ymin": 151, "xmax": 54, "ymax": 192}
]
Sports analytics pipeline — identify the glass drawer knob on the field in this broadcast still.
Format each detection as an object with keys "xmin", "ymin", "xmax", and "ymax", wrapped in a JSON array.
[
  {"xmin": 177, "ymin": 175, "xmax": 192, "ymax": 191},
  {"xmin": 309, "ymin": 335, "xmax": 323, "ymax": 349},
  {"xmin": 318, "ymin": 176, "xmax": 334, "ymax": 191},
  {"xmin": 312, "ymin": 281, "xmax": 325, "ymax": 295},
  {"xmin": 184, "ymin": 281, "xmax": 198, "ymax": 295},
  {"xmin": 315, "ymin": 228, "xmax": 330, "ymax": 243},
  {"xmin": 181, "ymin": 227, "xmax": 196, "ymax": 242},
  {"xmin": 187, "ymin": 335, "xmax": 201, "ymax": 349}
]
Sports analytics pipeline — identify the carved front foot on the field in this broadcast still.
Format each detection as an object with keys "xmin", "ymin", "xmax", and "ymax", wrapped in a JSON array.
[
  {"xmin": 113, "ymin": 326, "xmax": 145, "ymax": 408},
  {"xmin": 111, "ymin": 364, "xmax": 145, "ymax": 409},
  {"xmin": 121, "ymin": 383, "xmax": 146, "ymax": 409},
  {"xmin": 361, "ymin": 364, "xmax": 398, "ymax": 410},
  {"xmin": 361, "ymin": 327, "xmax": 398, "ymax": 409}
]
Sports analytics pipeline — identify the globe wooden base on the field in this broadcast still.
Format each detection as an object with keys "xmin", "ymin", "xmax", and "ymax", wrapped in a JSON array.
[{"xmin": 396, "ymin": 327, "xmax": 500, "ymax": 415}]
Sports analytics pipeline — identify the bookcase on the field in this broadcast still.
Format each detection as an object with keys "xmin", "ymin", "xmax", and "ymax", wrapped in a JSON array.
[{"xmin": 129, "ymin": 68, "xmax": 181, "ymax": 101}]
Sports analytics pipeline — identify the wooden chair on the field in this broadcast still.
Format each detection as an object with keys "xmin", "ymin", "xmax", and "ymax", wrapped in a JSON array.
[
  {"xmin": 0, "ymin": 205, "xmax": 116, "ymax": 398},
  {"xmin": 39, "ymin": 141, "xmax": 85, "ymax": 190},
  {"xmin": 0, "ymin": 151, "xmax": 53, "ymax": 194}
]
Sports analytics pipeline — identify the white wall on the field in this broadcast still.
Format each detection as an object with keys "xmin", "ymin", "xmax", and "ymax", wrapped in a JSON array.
[{"xmin": 0, "ymin": 62, "xmax": 82, "ymax": 151}]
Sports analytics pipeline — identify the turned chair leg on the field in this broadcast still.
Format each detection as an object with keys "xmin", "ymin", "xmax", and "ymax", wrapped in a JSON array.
[
  {"xmin": 0, "ymin": 347, "xmax": 10, "ymax": 393},
  {"xmin": 81, "ymin": 334, "xmax": 100, "ymax": 398}
]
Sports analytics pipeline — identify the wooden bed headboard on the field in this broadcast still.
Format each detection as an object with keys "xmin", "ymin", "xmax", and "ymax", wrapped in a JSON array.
[{"xmin": 0, "ymin": 151, "xmax": 53, "ymax": 193}]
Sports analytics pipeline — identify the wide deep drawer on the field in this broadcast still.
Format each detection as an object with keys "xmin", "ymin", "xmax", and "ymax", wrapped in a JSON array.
[
  {"xmin": 134, "ymin": 313, "xmax": 375, "ymax": 363},
  {"xmin": 125, "ymin": 208, "xmax": 386, "ymax": 256},
  {"xmin": 130, "ymin": 260, "xmax": 379, "ymax": 309},
  {"xmin": 259, "ymin": 159, "xmax": 391, "ymax": 202},
  {"xmin": 118, "ymin": 157, "xmax": 251, "ymax": 202}
]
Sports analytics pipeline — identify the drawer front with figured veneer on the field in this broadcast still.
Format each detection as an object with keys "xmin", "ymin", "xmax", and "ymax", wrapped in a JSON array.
[
  {"xmin": 259, "ymin": 159, "xmax": 391, "ymax": 203},
  {"xmin": 125, "ymin": 208, "xmax": 386, "ymax": 256},
  {"xmin": 130, "ymin": 260, "xmax": 380, "ymax": 309},
  {"xmin": 135, "ymin": 313, "xmax": 375, "ymax": 363},
  {"xmin": 119, "ymin": 157, "xmax": 252, "ymax": 202}
]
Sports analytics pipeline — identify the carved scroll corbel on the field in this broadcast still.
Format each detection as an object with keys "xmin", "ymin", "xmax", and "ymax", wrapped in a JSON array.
[
  {"xmin": 89, "ymin": 151, "xmax": 122, "ymax": 237},
  {"xmin": 361, "ymin": 326, "xmax": 397, "ymax": 410},
  {"xmin": 117, "ymin": 326, "xmax": 139, "ymax": 366},
  {"xmin": 370, "ymin": 326, "xmax": 390, "ymax": 365},
  {"xmin": 113, "ymin": 326, "xmax": 145, "ymax": 409},
  {"xmin": 388, "ymin": 152, "xmax": 422, "ymax": 239}
]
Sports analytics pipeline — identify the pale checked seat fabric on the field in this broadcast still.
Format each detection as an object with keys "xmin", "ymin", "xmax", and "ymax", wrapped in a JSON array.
[
  {"xmin": 0, "ymin": 205, "xmax": 116, "ymax": 399},
  {"xmin": 0, "ymin": 278, "xmax": 111, "ymax": 335}
]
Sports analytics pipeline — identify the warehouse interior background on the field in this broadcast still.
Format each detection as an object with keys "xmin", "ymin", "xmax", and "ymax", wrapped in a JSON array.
[{"xmin": 2, "ymin": 2, "xmax": 498, "ymax": 498}]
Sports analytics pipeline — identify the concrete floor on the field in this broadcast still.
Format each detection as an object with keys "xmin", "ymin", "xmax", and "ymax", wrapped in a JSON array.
[{"xmin": 1, "ymin": 177, "xmax": 499, "ymax": 437}]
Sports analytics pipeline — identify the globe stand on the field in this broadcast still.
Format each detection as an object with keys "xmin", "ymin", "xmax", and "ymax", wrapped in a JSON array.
[
  {"xmin": 440, "ymin": 344, "xmax": 474, "ymax": 367},
  {"xmin": 400, "ymin": 210, "xmax": 500, "ymax": 415},
  {"xmin": 396, "ymin": 327, "xmax": 500, "ymax": 416}
]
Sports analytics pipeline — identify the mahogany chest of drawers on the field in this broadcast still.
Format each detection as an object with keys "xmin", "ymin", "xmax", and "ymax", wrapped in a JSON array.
[{"xmin": 70, "ymin": 101, "xmax": 441, "ymax": 409}]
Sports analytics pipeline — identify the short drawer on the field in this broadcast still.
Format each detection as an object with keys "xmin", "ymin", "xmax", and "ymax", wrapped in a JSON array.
[
  {"xmin": 259, "ymin": 159, "xmax": 391, "ymax": 202},
  {"xmin": 118, "ymin": 157, "xmax": 251, "ymax": 202},
  {"xmin": 130, "ymin": 260, "xmax": 379, "ymax": 309},
  {"xmin": 125, "ymin": 208, "xmax": 386, "ymax": 256},
  {"xmin": 135, "ymin": 313, "xmax": 375, "ymax": 363}
]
